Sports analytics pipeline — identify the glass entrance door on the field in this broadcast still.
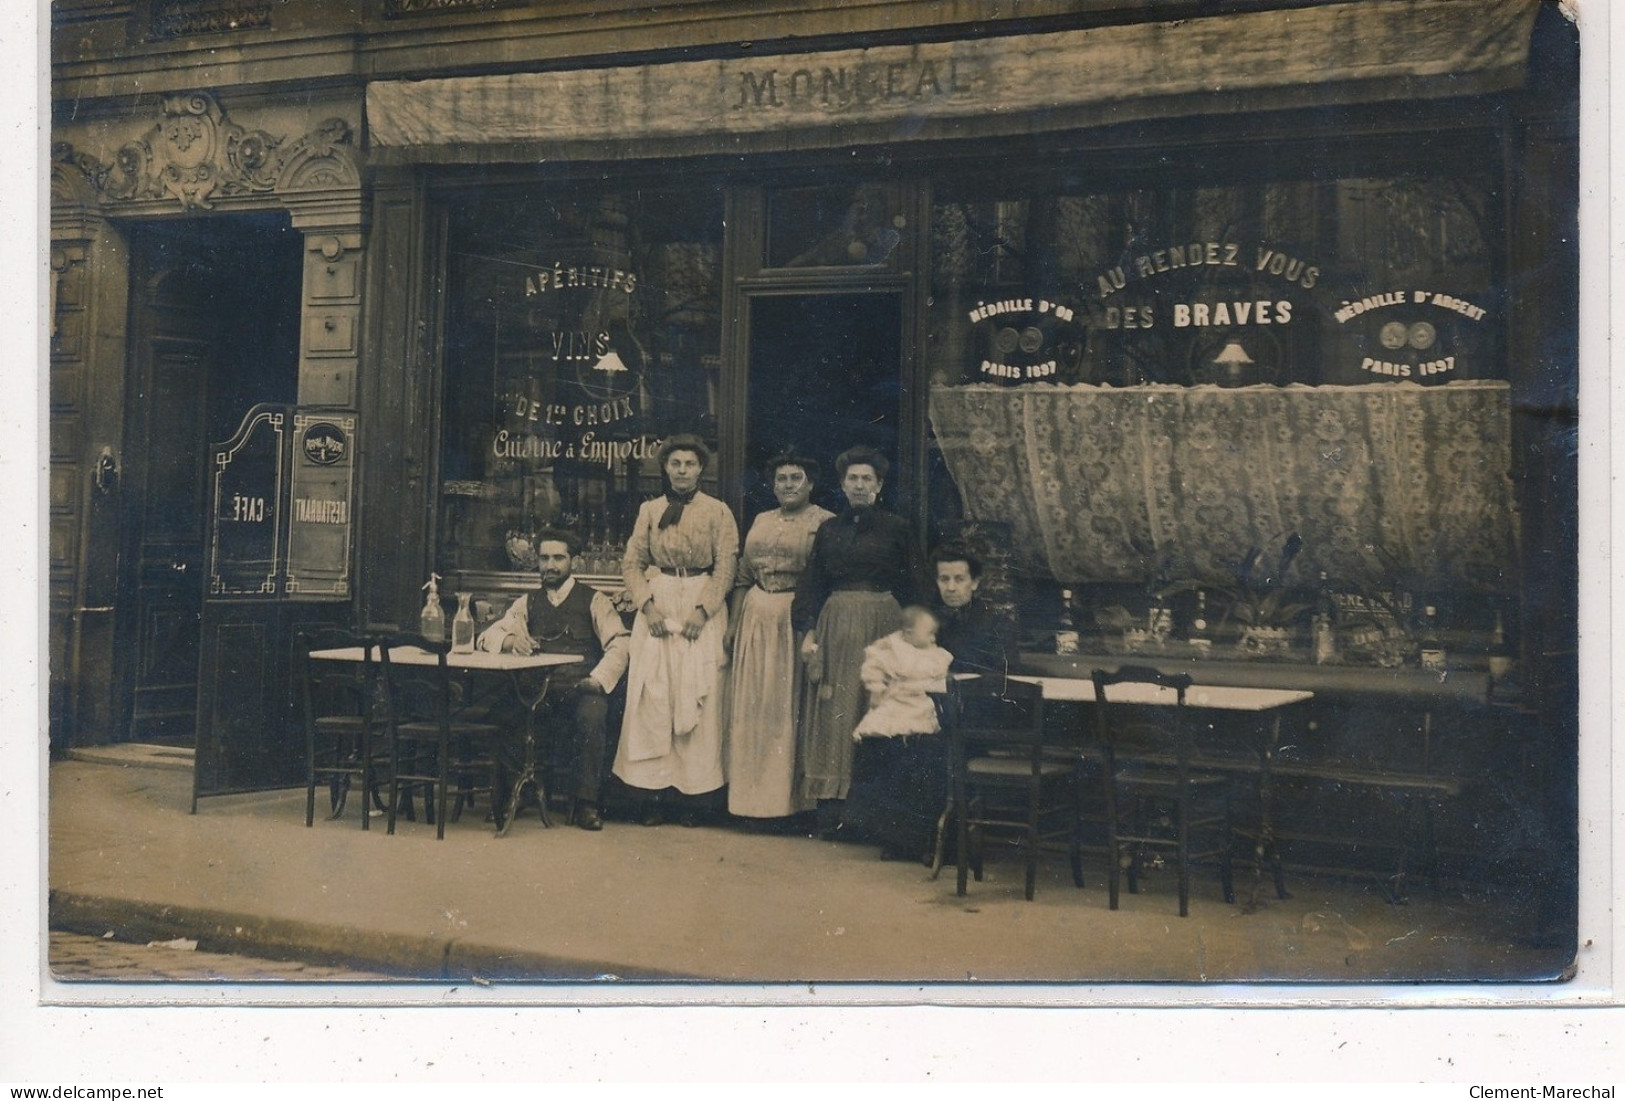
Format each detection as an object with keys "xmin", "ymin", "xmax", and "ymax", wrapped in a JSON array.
[{"xmin": 743, "ymin": 292, "xmax": 904, "ymax": 521}]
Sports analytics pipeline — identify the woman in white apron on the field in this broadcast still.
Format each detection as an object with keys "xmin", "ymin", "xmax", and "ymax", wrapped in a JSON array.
[{"xmin": 612, "ymin": 434, "xmax": 739, "ymax": 826}]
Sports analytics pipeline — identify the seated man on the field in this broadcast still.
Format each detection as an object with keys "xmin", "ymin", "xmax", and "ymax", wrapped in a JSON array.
[
  {"xmin": 928, "ymin": 543, "xmax": 1019, "ymax": 680},
  {"xmin": 478, "ymin": 529, "xmax": 629, "ymax": 830}
]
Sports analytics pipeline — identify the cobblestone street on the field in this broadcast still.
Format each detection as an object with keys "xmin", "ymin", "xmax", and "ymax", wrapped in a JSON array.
[{"xmin": 47, "ymin": 931, "xmax": 395, "ymax": 983}]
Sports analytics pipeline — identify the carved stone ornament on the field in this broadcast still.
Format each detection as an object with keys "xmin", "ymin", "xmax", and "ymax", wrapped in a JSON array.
[
  {"xmin": 54, "ymin": 92, "xmax": 359, "ymax": 213},
  {"xmin": 148, "ymin": 0, "xmax": 273, "ymax": 40},
  {"xmin": 274, "ymin": 117, "xmax": 362, "ymax": 193}
]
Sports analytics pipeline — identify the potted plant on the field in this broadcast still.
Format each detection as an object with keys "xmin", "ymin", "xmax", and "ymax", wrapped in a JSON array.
[
  {"xmin": 1095, "ymin": 538, "xmax": 1177, "ymax": 653},
  {"xmin": 1162, "ymin": 534, "xmax": 1312, "ymax": 657}
]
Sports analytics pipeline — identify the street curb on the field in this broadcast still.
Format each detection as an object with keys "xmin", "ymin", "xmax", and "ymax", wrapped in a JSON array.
[
  {"xmin": 48, "ymin": 889, "xmax": 689, "ymax": 983},
  {"xmin": 65, "ymin": 744, "xmax": 194, "ymax": 772}
]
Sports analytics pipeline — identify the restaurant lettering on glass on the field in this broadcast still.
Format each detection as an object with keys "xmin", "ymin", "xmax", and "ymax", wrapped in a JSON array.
[{"xmin": 48, "ymin": 0, "xmax": 1576, "ymax": 942}]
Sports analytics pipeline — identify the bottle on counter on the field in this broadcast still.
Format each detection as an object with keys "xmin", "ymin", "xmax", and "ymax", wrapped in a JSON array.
[
  {"xmin": 420, "ymin": 573, "xmax": 446, "ymax": 645},
  {"xmin": 1488, "ymin": 610, "xmax": 1514, "ymax": 684},
  {"xmin": 589, "ymin": 525, "xmax": 610, "ymax": 574},
  {"xmin": 1147, "ymin": 595, "xmax": 1172, "ymax": 642},
  {"xmin": 451, "ymin": 591, "xmax": 476, "ymax": 653},
  {"xmin": 1188, "ymin": 589, "xmax": 1212, "ymax": 656},
  {"xmin": 1055, "ymin": 587, "xmax": 1080, "ymax": 655},
  {"xmin": 1418, "ymin": 604, "xmax": 1446, "ymax": 671},
  {"xmin": 1312, "ymin": 571, "xmax": 1339, "ymax": 665}
]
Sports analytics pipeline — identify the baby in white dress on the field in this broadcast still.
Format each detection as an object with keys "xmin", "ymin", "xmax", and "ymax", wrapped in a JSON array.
[{"xmin": 853, "ymin": 606, "xmax": 954, "ymax": 739}]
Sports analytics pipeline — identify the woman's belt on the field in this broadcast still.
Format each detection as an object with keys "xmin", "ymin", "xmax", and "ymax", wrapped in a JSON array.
[
  {"xmin": 833, "ymin": 580, "xmax": 890, "ymax": 593},
  {"xmin": 754, "ymin": 580, "xmax": 796, "ymax": 594},
  {"xmin": 657, "ymin": 565, "xmax": 713, "ymax": 577}
]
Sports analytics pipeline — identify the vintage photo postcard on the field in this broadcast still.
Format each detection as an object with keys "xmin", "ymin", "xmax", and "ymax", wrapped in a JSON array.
[{"xmin": 31, "ymin": 0, "xmax": 1608, "ymax": 1026}]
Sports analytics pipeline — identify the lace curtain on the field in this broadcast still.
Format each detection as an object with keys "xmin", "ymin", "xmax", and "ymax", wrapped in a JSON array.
[{"xmin": 929, "ymin": 382, "xmax": 1517, "ymax": 592}]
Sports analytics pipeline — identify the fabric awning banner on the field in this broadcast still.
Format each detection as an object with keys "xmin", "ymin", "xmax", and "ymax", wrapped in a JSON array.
[
  {"xmin": 928, "ymin": 381, "xmax": 1518, "ymax": 592},
  {"xmin": 367, "ymin": 0, "xmax": 1539, "ymax": 159}
]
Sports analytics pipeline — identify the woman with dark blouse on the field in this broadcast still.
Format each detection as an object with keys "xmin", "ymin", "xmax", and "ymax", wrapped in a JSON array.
[{"xmin": 793, "ymin": 446, "xmax": 922, "ymax": 810}]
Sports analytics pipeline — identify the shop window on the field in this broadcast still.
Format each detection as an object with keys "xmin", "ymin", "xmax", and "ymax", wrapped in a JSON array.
[
  {"xmin": 926, "ymin": 169, "xmax": 1513, "ymax": 653},
  {"xmin": 928, "ymin": 174, "xmax": 1498, "ymax": 388},
  {"xmin": 766, "ymin": 183, "xmax": 906, "ymax": 269},
  {"xmin": 438, "ymin": 187, "xmax": 724, "ymax": 576}
]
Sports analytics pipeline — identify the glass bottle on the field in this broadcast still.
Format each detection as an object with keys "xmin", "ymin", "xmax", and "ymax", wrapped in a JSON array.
[
  {"xmin": 1188, "ymin": 589, "xmax": 1212, "ymax": 656},
  {"xmin": 1312, "ymin": 571, "xmax": 1339, "ymax": 665},
  {"xmin": 595, "ymin": 524, "xmax": 613, "ymax": 573},
  {"xmin": 1147, "ymin": 594, "xmax": 1171, "ymax": 642},
  {"xmin": 419, "ymin": 574, "xmax": 446, "ymax": 645},
  {"xmin": 1488, "ymin": 609, "xmax": 1514, "ymax": 683},
  {"xmin": 1418, "ymin": 605, "xmax": 1446, "ymax": 671},
  {"xmin": 451, "ymin": 592, "xmax": 476, "ymax": 654},
  {"xmin": 1055, "ymin": 588, "xmax": 1079, "ymax": 655}
]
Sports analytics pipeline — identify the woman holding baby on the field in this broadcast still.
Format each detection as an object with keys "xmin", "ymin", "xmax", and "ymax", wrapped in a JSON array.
[
  {"xmin": 843, "ymin": 603, "xmax": 956, "ymax": 861},
  {"xmin": 792, "ymin": 445, "xmax": 925, "ymax": 832}
]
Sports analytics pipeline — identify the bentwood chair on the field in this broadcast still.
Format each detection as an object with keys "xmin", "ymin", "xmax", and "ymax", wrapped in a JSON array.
[
  {"xmin": 381, "ymin": 638, "xmax": 503, "ymax": 839},
  {"xmin": 1092, "ymin": 665, "xmax": 1235, "ymax": 917},
  {"xmin": 946, "ymin": 676, "xmax": 1085, "ymax": 901},
  {"xmin": 301, "ymin": 629, "xmax": 389, "ymax": 829}
]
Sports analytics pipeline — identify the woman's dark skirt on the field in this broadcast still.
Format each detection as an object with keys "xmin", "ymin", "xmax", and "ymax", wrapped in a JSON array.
[{"xmin": 841, "ymin": 733, "xmax": 948, "ymax": 861}]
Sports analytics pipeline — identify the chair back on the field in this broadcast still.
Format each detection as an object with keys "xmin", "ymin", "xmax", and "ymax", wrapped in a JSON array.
[
  {"xmin": 947, "ymin": 675, "xmax": 1046, "ymax": 764},
  {"xmin": 1090, "ymin": 665, "xmax": 1195, "ymax": 772},
  {"xmin": 377, "ymin": 636, "xmax": 457, "ymax": 730},
  {"xmin": 298, "ymin": 626, "xmax": 379, "ymax": 727}
]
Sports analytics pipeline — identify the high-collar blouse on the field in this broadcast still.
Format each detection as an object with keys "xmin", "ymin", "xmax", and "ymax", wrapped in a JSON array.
[
  {"xmin": 621, "ymin": 490, "xmax": 739, "ymax": 617},
  {"xmin": 736, "ymin": 505, "xmax": 835, "ymax": 594},
  {"xmin": 792, "ymin": 506, "xmax": 923, "ymax": 632},
  {"xmin": 933, "ymin": 595, "xmax": 1020, "ymax": 677}
]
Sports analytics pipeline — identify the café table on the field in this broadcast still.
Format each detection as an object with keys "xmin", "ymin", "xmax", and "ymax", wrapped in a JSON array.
[
  {"xmin": 310, "ymin": 644, "xmax": 583, "ymax": 836},
  {"xmin": 1006, "ymin": 673, "xmax": 1314, "ymax": 907}
]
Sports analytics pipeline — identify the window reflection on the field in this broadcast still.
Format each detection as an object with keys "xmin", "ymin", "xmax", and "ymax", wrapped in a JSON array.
[
  {"xmin": 440, "ymin": 186, "xmax": 724, "ymax": 575},
  {"xmin": 768, "ymin": 183, "xmax": 904, "ymax": 268},
  {"xmin": 928, "ymin": 175, "xmax": 1497, "ymax": 388}
]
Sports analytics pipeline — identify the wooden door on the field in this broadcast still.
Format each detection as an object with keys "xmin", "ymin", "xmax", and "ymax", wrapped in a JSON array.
[
  {"xmin": 120, "ymin": 264, "xmax": 215, "ymax": 744},
  {"xmin": 116, "ymin": 218, "xmax": 302, "ymax": 745}
]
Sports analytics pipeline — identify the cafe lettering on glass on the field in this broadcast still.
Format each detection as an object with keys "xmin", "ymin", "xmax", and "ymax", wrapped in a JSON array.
[
  {"xmin": 1084, "ymin": 239, "xmax": 1319, "ymax": 385},
  {"xmin": 285, "ymin": 412, "xmax": 357, "ymax": 598},
  {"xmin": 489, "ymin": 262, "xmax": 663, "ymax": 475},
  {"xmin": 961, "ymin": 230, "xmax": 1491, "ymax": 387},
  {"xmin": 208, "ymin": 406, "xmax": 285, "ymax": 597},
  {"xmin": 229, "ymin": 493, "xmax": 267, "ymax": 523},
  {"xmin": 1334, "ymin": 288, "xmax": 1491, "ymax": 380},
  {"xmin": 968, "ymin": 298, "xmax": 1083, "ymax": 382}
]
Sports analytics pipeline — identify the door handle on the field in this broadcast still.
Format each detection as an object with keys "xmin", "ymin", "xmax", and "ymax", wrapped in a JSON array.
[{"xmin": 94, "ymin": 447, "xmax": 119, "ymax": 495}]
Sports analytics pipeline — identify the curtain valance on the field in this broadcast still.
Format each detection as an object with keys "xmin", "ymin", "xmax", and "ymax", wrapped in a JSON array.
[{"xmin": 929, "ymin": 382, "xmax": 1517, "ymax": 592}]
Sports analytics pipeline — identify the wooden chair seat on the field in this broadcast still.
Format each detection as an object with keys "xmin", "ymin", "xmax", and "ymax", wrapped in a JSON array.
[
  {"xmin": 966, "ymin": 756, "xmax": 1073, "ymax": 780},
  {"xmin": 302, "ymin": 630, "xmax": 389, "ymax": 830},
  {"xmin": 943, "ymin": 677, "xmax": 1085, "ymax": 901},
  {"xmin": 1093, "ymin": 665, "xmax": 1236, "ymax": 917},
  {"xmin": 381, "ymin": 640, "xmax": 503, "ymax": 839},
  {"xmin": 1112, "ymin": 766, "xmax": 1230, "ymax": 790}
]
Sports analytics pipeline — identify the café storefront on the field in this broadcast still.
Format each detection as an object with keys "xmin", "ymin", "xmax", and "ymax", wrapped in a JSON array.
[{"xmin": 49, "ymin": 0, "xmax": 1576, "ymax": 909}]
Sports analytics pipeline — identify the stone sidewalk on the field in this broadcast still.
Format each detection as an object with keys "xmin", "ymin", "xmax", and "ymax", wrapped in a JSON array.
[
  {"xmin": 47, "ymin": 930, "xmax": 396, "ymax": 982},
  {"xmin": 46, "ymin": 755, "xmax": 1572, "ymax": 990}
]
